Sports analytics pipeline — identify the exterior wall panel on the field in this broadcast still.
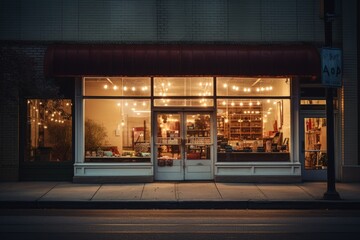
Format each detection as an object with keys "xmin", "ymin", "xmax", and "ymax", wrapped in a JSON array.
[
  {"xmin": 228, "ymin": 0, "xmax": 261, "ymax": 41},
  {"xmin": 342, "ymin": 0, "xmax": 358, "ymax": 168}
]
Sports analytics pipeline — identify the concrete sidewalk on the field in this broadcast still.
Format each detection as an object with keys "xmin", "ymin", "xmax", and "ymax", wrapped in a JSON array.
[{"xmin": 0, "ymin": 181, "xmax": 360, "ymax": 209}]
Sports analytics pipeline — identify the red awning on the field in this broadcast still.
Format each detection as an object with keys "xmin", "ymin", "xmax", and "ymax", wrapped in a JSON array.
[{"xmin": 44, "ymin": 44, "xmax": 320, "ymax": 78}]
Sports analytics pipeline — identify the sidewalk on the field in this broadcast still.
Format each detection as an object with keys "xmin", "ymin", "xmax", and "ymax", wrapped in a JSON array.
[{"xmin": 1, "ymin": 181, "xmax": 360, "ymax": 209}]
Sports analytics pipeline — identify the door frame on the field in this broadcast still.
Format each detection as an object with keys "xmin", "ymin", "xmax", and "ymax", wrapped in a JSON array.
[{"xmin": 153, "ymin": 110, "xmax": 215, "ymax": 181}]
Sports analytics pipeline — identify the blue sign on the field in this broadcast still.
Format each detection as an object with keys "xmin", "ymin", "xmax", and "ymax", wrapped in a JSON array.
[{"xmin": 321, "ymin": 48, "xmax": 342, "ymax": 87}]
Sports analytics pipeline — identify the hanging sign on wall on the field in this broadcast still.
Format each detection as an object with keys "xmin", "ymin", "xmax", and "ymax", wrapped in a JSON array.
[{"xmin": 321, "ymin": 48, "xmax": 342, "ymax": 87}]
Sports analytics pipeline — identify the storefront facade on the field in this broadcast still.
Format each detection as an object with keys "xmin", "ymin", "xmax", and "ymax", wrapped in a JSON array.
[{"xmin": 40, "ymin": 44, "xmax": 329, "ymax": 183}]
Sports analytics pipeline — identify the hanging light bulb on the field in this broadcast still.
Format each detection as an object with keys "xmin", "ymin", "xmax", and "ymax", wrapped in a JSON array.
[{"xmin": 104, "ymin": 84, "xmax": 108, "ymax": 89}]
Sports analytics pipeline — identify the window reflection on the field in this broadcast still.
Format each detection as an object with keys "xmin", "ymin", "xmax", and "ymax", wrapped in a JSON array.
[
  {"xmin": 84, "ymin": 99, "xmax": 151, "ymax": 163},
  {"xmin": 25, "ymin": 99, "xmax": 72, "ymax": 162}
]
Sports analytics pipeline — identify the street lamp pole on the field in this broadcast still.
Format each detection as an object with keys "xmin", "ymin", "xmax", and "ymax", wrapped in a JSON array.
[{"xmin": 323, "ymin": 0, "xmax": 341, "ymax": 200}]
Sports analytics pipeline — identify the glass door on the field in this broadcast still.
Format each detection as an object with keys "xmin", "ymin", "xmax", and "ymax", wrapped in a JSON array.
[
  {"xmin": 300, "ymin": 114, "xmax": 328, "ymax": 181},
  {"xmin": 154, "ymin": 112, "xmax": 213, "ymax": 180}
]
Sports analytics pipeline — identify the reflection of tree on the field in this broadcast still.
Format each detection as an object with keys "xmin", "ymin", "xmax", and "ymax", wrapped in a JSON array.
[
  {"xmin": 85, "ymin": 119, "xmax": 108, "ymax": 150},
  {"xmin": 47, "ymin": 121, "xmax": 72, "ymax": 161},
  {"xmin": 195, "ymin": 115, "xmax": 210, "ymax": 129}
]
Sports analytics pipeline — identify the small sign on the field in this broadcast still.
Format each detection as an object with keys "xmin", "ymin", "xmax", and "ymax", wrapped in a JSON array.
[{"xmin": 321, "ymin": 48, "xmax": 342, "ymax": 87}]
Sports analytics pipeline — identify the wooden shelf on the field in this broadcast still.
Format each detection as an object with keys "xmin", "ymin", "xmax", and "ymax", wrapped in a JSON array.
[{"xmin": 217, "ymin": 105, "xmax": 263, "ymax": 141}]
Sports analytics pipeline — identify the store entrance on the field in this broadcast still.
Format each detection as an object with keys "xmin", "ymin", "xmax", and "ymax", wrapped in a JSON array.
[
  {"xmin": 300, "ymin": 113, "xmax": 328, "ymax": 181},
  {"xmin": 154, "ymin": 112, "xmax": 213, "ymax": 180}
]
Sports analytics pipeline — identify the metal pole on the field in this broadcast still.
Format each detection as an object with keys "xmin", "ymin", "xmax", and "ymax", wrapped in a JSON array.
[{"xmin": 323, "ymin": 0, "xmax": 340, "ymax": 200}]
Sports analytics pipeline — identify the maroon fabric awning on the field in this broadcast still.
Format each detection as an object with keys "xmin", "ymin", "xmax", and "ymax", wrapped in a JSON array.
[{"xmin": 44, "ymin": 44, "xmax": 320, "ymax": 78}]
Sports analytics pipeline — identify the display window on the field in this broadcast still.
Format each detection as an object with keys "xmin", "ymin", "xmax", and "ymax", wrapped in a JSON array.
[
  {"xmin": 83, "ymin": 98, "xmax": 151, "ymax": 163},
  {"xmin": 25, "ymin": 99, "xmax": 73, "ymax": 162},
  {"xmin": 216, "ymin": 77, "xmax": 291, "ymax": 162},
  {"xmin": 83, "ymin": 77, "xmax": 292, "ymax": 164}
]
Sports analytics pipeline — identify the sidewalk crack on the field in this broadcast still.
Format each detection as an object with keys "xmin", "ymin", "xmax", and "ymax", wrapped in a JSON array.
[
  {"xmin": 140, "ymin": 183, "xmax": 145, "ymax": 200},
  {"xmin": 255, "ymin": 184, "xmax": 268, "ymax": 200},
  {"xmin": 297, "ymin": 184, "xmax": 316, "ymax": 199},
  {"xmin": 175, "ymin": 182, "xmax": 179, "ymax": 200},
  {"xmin": 214, "ymin": 182, "xmax": 224, "ymax": 199},
  {"xmin": 36, "ymin": 182, "xmax": 60, "ymax": 201},
  {"xmin": 90, "ymin": 184, "xmax": 102, "ymax": 201}
]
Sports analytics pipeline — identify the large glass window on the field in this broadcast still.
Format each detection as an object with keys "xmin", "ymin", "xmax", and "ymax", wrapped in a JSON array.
[
  {"xmin": 84, "ymin": 99, "xmax": 151, "ymax": 163},
  {"xmin": 84, "ymin": 77, "xmax": 150, "ymax": 96},
  {"xmin": 217, "ymin": 77, "xmax": 290, "ymax": 97},
  {"xmin": 25, "ymin": 99, "xmax": 72, "ymax": 162},
  {"xmin": 154, "ymin": 77, "xmax": 213, "ymax": 97},
  {"xmin": 216, "ymin": 78, "xmax": 291, "ymax": 162},
  {"xmin": 153, "ymin": 77, "xmax": 214, "ymax": 107}
]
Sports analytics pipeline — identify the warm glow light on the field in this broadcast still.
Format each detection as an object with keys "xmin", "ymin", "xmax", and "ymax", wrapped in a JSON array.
[
  {"xmin": 104, "ymin": 84, "xmax": 108, "ymax": 89},
  {"xmin": 223, "ymin": 83, "xmax": 228, "ymax": 88},
  {"xmin": 131, "ymin": 87, "xmax": 136, "ymax": 91},
  {"xmin": 113, "ymin": 85, "xmax": 118, "ymax": 90},
  {"xmin": 123, "ymin": 86, "xmax": 128, "ymax": 91}
]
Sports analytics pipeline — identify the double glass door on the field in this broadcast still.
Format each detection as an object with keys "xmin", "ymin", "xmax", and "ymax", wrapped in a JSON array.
[{"xmin": 154, "ymin": 112, "xmax": 213, "ymax": 180}]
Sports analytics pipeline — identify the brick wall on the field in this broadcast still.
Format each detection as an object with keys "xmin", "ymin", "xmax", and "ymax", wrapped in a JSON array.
[
  {"xmin": 0, "ymin": 0, "xmax": 342, "ymax": 44},
  {"xmin": 0, "ymin": 44, "xmax": 47, "ymax": 181}
]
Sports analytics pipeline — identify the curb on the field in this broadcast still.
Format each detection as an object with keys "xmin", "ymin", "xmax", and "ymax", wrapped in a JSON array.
[{"xmin": 1, "ymin": 200, "xmax": 360, "ymax": 210}]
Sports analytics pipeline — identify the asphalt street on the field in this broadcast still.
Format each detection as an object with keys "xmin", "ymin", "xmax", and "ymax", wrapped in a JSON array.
[{"xmin": 1, "ymin": 209, "xmax": 359, "ymax": 240}]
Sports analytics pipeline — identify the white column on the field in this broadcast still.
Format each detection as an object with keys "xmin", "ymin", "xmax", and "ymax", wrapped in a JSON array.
[{"xmin": 74, "ymin": 78, "xmax": 84, "ymax": 164}]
